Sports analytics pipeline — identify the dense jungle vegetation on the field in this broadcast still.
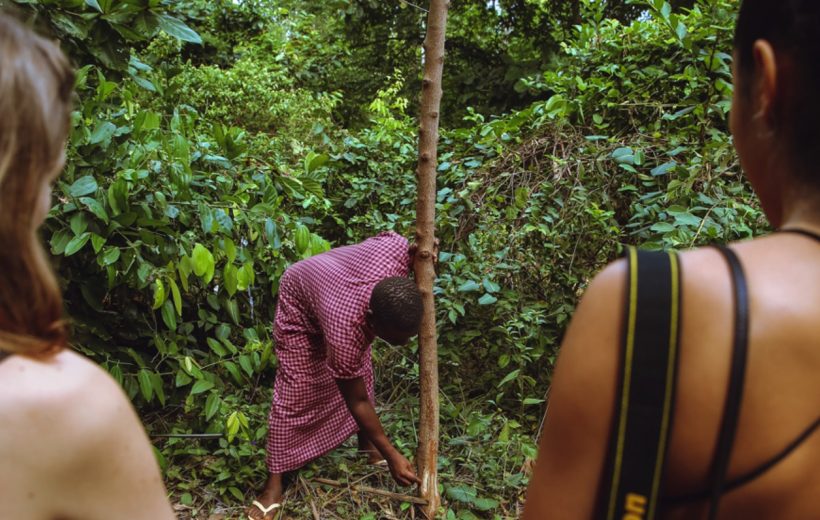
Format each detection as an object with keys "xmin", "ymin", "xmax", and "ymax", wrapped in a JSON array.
[{"xmin": 8, "ymin": 0, "xmax": 764, "ymax": 517}]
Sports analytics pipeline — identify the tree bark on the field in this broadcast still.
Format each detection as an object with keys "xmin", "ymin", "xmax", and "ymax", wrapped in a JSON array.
[{"xmin": 415, "ymin": 0, "xmax": 448, "ymax": 518}]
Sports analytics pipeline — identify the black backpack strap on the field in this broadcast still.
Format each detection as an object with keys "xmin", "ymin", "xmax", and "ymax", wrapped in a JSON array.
[
  {"xmin": 598, "ymin": 247, "xmax": 682, "ymax": 520},
  {"xmin": 706, "ymin": 246, "xmax": 750, "ymax": 519}
]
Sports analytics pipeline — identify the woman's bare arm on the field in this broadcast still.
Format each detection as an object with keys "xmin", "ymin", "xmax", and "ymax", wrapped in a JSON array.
[{"xmin": 523, "ymin": 260, "xmax": 626, "ymax": 518}]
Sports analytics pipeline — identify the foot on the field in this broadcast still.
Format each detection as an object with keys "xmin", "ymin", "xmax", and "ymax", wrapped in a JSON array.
[
  {"xmin": 247, "ymin": 500, "xmax": 280, "ymax": 520},
  {"xmin": 247, "ymin": 474, "xmax": 283, "ymax": 520}
]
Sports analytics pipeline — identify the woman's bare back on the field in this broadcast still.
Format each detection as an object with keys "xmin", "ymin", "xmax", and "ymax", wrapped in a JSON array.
[
  {"xmin": 0, "ymin": 350, "xmax": 175, "ymax": 520},
  {"xmin": 664, "ymin": 233, "xmax": 820, "ymax": 518}
]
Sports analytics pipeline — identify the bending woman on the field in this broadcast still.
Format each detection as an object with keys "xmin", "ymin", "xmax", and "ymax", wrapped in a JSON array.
[
  {"xmin": 524, "ymin": 1, "xmax": 819, "ymax": 518},
  {"xmin": 0, "ymin": 13, "xmax": 175, "ymax": 520}
]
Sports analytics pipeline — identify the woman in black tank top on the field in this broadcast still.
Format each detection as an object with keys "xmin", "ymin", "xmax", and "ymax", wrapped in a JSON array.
[{"xmin": 523, "ymin": 2, "xmax": 820, "ymax": 519}]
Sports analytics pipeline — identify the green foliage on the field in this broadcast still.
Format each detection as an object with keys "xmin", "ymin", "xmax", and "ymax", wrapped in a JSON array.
[
  {"xmin": 13, "ymin": 0, "xmax": 339, "ymax": 494},
  {"xmin": 12, "ymin": 0, "xmax": 201, "ymax": 69}
]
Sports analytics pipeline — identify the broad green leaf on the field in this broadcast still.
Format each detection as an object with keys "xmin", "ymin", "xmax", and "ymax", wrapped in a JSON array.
[
  {"xmin": 137, "ymin": 263, "xmax": 152, "ymax": 286},
  {"xmin": 225, "ymin": 299, "xmax": 240, "ymax": 325},
  {"xmin": 651, "ymin": 222, "xmax": 676, "ymax": 233},
  {"xmin": 457, "ymin": 280, "xmax": 481, "ymax": 293},
  {"xmin": 478, "ymin": 293, "xmax": 498, "ymax": 305},
  {"xmin": 101, "ymin": 247, "xmax": 120, "ymax": 266},
  {"xmin": 673, "ymin": 213, "xmax": 702, "ymax": 227},
  {"xmin": 224, "ymin": 264, "xmax": 238, "ymax": 297},
  {"xmin": 238, "ymin": 354, "xmax": 253, "ymax": 377},
  {"xmin": 660, "ymin": 1, "xmax": 672, "ymax": 20},
  {"xmin": 445, "ymin": 485, "xmax": 477, "ymax": 504},
  {"xmin": 224, "ymin": 361, "xmax": 244, "ymax": 385},
  {"xmin": 50, "ymin": 230, "xmax": 72, "ymax": 255},
  {"xmin": 190, "ymin": 379, "xmax": 214, "ymax": 395},
  {"xmin": 676, "ymin": 21, "xmax": 688, "ymax": 41},
  {"xmin": 161, "ymin": 299, "xmax": 177, "ymax": 330},
  {"xmin": 206, "ymin": 337, "xmax": 227, "ymax": 357},
  {"xmin": 294, "ymin": 224, "xmax": 310, "ymax": 254},
  {"xmin": 69, "ymin": 176, "xmax": 98, "ymax": 197},
  {"xmin": 473, "ymin": 498, "xmax": 499, "ymax": 511},
  {"xmin": 651, "ymin": 161, "xmax": 677, "ymax": 177},
  {"xmin": 178, "ymin": 255, "xmax": 192, "ymax": 292},
  {"xmin": 216, "ymin": 324, "xmax": 231, "ymax": 341},
  {"xmin": 222, "ymin": 238, "xmax": 237, "ymax": 264},
  {"xmin": 214, "ymin": 209, "xmax": 233, "ymax": 233},
  {"xmin": 205, "ymin": 392, "xmax": 220, "ymax": 420},
  {"xmin": 169, "ymin": 279, "xmax": 182, "ymax": 316},
  {"xmin": 498, "ymin": 369, "xmax": 520, "ymax": 388},
  {"xmin": 137, "ymin": 369, "xmax": 153, "ymax": 402},
  {"xmin": 265, "ymin": 218, "xmax": 281, "ymax": 249},
  {"xmin": 80, "ymin": 197, "xmax": 109, "ymax": 224},
  {"xmin": 192, "ymin": 243, "xmax": 214, "ymax": 278},
  {"xmin": 226, "ymin": 411, "xmax": 240, "ymax": 442},
  {"xmin": 175, "ymin": 370, "xmax": 192, "ymax": 388},
  {"xmin": 237, "ymin": 263, "xmax": 254, "ymax": 291},
  {"xmin": 85, "ymin": 0, "xmax": 103, "ymax": 12},
  {"xmin": 204, "ymin": 258, "xmax": 215, "ymax": 284},
  {"xmin": 305, "ymin": 151, "xmax": 329, "ymax": 173},
  {"xmin": 65, "ymin": 232, "xmax": 91, "ymax": 256},
  {"xmin": 482, "ymin": 279, "xmax": 500, "ymax": 293},
  {"xmin": 132, "ymin": 75, "xmax": 156, "ymax": 92},
  {"xmin": 134, "ymin": 111, "xmax": 161, "ymax": 133},
  {"xmin": 152, "ymin": 279, "xmax": 166, "ymax": 310},
  {"xmin": 88, "ymin": 121, "xmax": 117, "ymax": 145},
  {"xmin": 157, "ymin": 14, "xmax": 202, "ymax": 44},
  {"xmin": 499, "ymin": 421, "xmax": 510, "ymax": 442},
  {"xmin": 90, "ymin": 234, "xmax": 105, "ymax": 254},
  {"xmin": 150, "ymin": 372, "xmax": 166, "ymax": 406},
  {"xmin": 611, "ymin": 147, "xmax": 635, "ymax": 164}
]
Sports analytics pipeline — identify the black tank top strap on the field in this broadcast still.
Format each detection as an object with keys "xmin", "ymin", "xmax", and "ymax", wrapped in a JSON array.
[
  {"xmin": 779, "ymin": 227, "xmax": 820, "ymax": 243},
  {"xmin": 665, "ymin": 416, "xmax": 820, "ymax": 504},
  {"xmin": 708, "ymin": 245, "xmax": 750, "ymax": 520},
  {"xmin": 0, "ymin": 349, "xmax": 11, "ymax": 364}
]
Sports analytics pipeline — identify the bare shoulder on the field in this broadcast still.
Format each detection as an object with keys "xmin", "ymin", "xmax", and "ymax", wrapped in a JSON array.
[
  {"xmin": 522, "ymin": 258, "xmax": 628, "ymax": 517},
  {"xmin": 0, "ymin": 350, "xmax": 139, "ymax": 449},
  {"xmin": 551, "ymin": 257, "xmax": 627, "ymax": 405},
  {"xmin": 0, "ymin": 349, "xmax": 124, "ymax": 405}
]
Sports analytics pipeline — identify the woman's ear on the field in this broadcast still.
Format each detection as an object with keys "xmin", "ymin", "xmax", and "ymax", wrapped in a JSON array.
[{"xmin": 752, "ymin": 39, "xmax": 778, "ymax": 125}]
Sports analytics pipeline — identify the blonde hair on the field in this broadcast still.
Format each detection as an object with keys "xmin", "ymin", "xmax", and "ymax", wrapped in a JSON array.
[{"xmin": 0, "ymin": 12, "xmax": 74, "ymax": 356}]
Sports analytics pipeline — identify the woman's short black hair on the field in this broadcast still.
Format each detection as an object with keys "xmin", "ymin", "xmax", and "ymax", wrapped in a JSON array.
[
  {"xmin": 734, "ymin": 0, "xmax": 820, "ymax": 183},
  {"xmin": 369, "ymin": 277, "xmax": 423, "ymax": 334}
]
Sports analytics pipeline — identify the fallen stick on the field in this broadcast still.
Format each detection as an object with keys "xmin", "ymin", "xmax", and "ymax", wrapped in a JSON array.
[
  {"xmin": 299, "ymin": 475, "xmax": 321, "ymax": 520},
  {"xmin": 311, "ymin": 478, "xmax": 428, "ymax": 506},
  {"xmin": 151, "ymin": 433, "xmax": 223, "ymax": 439}
]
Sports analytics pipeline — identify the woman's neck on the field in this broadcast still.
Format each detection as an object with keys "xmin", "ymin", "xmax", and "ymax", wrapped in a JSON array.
[{"xmin": 778, "ymin": 184, "xmax": 820, "ymax": 232}]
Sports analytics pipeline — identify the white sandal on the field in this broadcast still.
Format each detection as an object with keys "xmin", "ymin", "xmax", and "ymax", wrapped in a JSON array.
[{"xmin": 248, "ymin": 500, "xmax": 281, "ymax": 519}]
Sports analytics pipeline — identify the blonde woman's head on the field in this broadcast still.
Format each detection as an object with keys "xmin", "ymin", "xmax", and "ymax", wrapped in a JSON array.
[{"xmin": 0, "ymin": 12, "xmax": 74, "ymax": 355}]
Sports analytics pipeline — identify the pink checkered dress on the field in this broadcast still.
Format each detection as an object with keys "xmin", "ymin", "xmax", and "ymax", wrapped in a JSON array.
[{"xmin": 266, "ymin": 231, "xmax": 410, "ymax": 473}]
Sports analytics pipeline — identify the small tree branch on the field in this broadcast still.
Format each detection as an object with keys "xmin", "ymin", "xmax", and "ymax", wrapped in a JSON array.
[{"xmin": 311, "ymin": 478, "xmax": 429, "ymax": 506}]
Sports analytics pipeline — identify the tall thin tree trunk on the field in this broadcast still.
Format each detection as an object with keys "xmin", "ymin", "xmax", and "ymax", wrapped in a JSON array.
[{"xmin": 415, "ymin": 0, "xmax": 448, "ymax": 517}]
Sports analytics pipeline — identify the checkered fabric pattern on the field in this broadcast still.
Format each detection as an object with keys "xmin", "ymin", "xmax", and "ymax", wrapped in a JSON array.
[{"xmin": 266, "ymin": 231, "xmax": 410, "ymax": 473}]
